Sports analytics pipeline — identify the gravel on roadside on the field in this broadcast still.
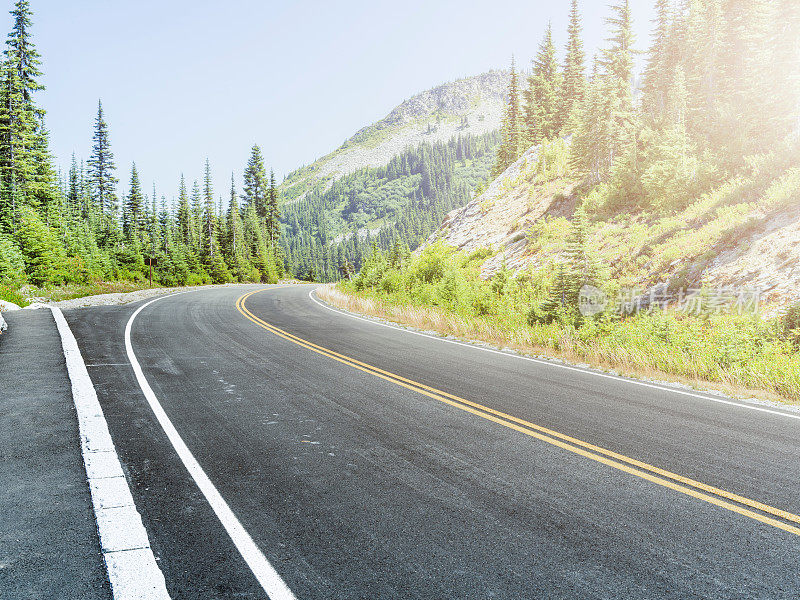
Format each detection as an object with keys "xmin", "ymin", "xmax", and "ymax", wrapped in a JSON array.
[{"xmin": 48, "ymin": 280, "xmax": 305, "ymax": 310}]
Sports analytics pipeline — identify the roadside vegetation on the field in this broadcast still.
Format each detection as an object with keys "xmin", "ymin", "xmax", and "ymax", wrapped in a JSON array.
[
  {"xmin": 320, "ymin": 0, "xmax": 800, "ymax": 403},
  {"xmin": 326, "ymin": 242, "xmax": 800, "ymax": 402}
]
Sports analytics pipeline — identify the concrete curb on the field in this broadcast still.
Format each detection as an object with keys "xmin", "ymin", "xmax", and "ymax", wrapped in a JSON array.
[
  {"xmin": 0, "ymin": 312, "xmax": 6, "ymax": 334},
  {"xmin": 51, "ymin": 307, "xmax": 171, "ymax": 600}
]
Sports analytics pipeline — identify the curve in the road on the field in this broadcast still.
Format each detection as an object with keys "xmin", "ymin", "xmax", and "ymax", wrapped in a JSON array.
[
  {"xmin": 238, "ymin": 287, "xmax": 800, "ymax": 538},
  {"xmin": 126, "ymin": 291, "xmax": 297, "ymax": 600}
]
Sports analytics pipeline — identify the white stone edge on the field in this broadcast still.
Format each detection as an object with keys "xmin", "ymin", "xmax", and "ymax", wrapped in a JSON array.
[{"xmin": 50, "ymin": 306, "xmax": 171, "ymax": 600}]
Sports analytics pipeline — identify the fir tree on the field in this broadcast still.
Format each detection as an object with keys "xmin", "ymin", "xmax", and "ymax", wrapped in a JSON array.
[
  {"xmin": 642, "ymin": 0, "xmax": 672, "ymax": 121},
  {"xmin": 0, "ymin": 0, "xmax": 44, "ymax": 232},
  {"xmin": 492, "ymin": 57, "xmax": 523, "ymax": 177},
  {"xmin": 242, "ymin": 144, "xmax": 268, "ymax": 219},
  {"xmin": 559, "ymin": 0, "xmax": 586, "ymax": 134},
  {"xmin": 266, "ymin": 169, "xmax": 279, "ymax": 251},
  {"xmin": 190, "ymin": 179, "xmax": 201, "ymax": 251},
  {"xmin": 86, "ymin": 101, "xmax": 118, "ymax": 220},
  {"xmin": 123, "ymin": 162, "xmax": 143, "ymax": 240},
  {"xmin": 176, "ymin": 174, "xmax": 190, "ymax": 247},
  {"xmin": 571, "ymin": 0, "xmax": 636, "ymax": 182},
  {"xmin": 67, "ymin": 153, "xmax": 79, "ymax": 217},
  {"xmin": 524, "ymin": 24, "xmax": 562, "ymax": 146},
  {"xmin": 202, "ymin": 158, "xmax": 215, "ymax": 256}
]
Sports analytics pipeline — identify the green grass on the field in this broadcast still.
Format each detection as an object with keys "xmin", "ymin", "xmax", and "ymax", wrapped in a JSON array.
[
  {"xmin": 9, "ymin": 280, "xmax": 163, "ymax": 304},
  {"xmin": 0, "ymin": 285, "xmax": 29, "ymax": 307}
]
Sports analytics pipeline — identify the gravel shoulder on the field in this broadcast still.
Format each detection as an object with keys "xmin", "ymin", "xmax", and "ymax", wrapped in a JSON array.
[{"xmin": 49, "ymin": 281, "xmax": 303, "ymax": 310}]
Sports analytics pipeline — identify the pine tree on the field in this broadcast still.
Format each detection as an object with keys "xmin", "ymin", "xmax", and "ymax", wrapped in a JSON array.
[
  {"xmin": 524, "ymin": 24, "xmax": 562, "ymax": 146},
  {"xmin": 176, "ymin": 174, "xmax": 190, "ymax": 246},
  {"xmin": 123, "ymin": 163, "xmax": 143, "ymax": 240},
  {"xmin": 642, "ymin": 0, "xmax": 672, "ymax": 121},
  {"xmin": 558, "ymin": 0, "xmax": 586, "ymax": 134},
  {"xmin": 202, "ymin": 158, "xmax": 215, "ymax": 256},
  {"xmin": 242, "ymin": 144, "xmax": 268, "ymax": 219},
  {"xmin": 715, "ymin": 0, "xmax": 772, "ymax": 157},
  {"xmin": 67, "ymin": 153, "xmax": 79, "ymax": 217},
  {"xmin": 86, "ymin": 101, "xmax": 118, "ymax": 221},
  {"xmin": 0, "ymin": 0, "xmax": 44, "ymax": 233},
  {"xmin": 492, "ymin": 57, "xmax": 523, "ymax": 177},
  {"xmin": 572, "ymin": 0, "xmax": 636, "ymax": 182},
  {"xmin": 602, "ymin": 0, "xmax": 635, "ymax": 105},
  {"xmin": 266, "ymin": 169, "xmax": 280, "ymax": 251},
  {"xmin": 190, "ymin": 179, "xmax": 201, "ymax": 251},
  {"xmin": 768, "ymin": 0, "xmax": 800, "ymax": 143},
  {"xmin": 27, "ymin": 116, "xmax": 57, "ymax": 215}
]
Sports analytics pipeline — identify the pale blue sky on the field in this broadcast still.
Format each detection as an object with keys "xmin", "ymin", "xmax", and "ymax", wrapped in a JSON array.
[{"xmin": 6, "ymin": 1, "xmax": 654, "ymax": 201}]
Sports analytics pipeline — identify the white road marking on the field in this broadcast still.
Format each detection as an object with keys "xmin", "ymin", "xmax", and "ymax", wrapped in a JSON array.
[
  {"xmin": 308, "ymin": 288, "xmax": 800, "ymax": 422},
  {"xmin": 125, "ymin": 294, "xmax": 297, "ymax": 600},
  {"xmin": 51, "ymin": 306, "xmax": 171, "ymax": 600}
]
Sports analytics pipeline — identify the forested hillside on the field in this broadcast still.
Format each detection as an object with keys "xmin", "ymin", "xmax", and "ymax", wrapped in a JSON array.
[
  {"xmin": 337, "ymin": 0, "xmax": 800, "ymax": 401},
  {"xmin": 281, "ymin": 131, "xmax": 498, "ymax": 281},
  {"xmin": 424, "ymin": 0, "xmax": 800, "ymax": 309}
]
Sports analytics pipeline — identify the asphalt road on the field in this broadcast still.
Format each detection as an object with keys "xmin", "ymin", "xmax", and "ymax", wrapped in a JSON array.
[{"xmin": 65, "ymin": 284, "xmax": 800, "ymax": 599}]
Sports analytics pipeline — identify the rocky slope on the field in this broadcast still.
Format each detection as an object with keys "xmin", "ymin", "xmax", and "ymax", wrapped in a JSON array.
[
  {"xmin": 424, "ymin": 140, "xmax": 800, "ymax": 311},
  {"xmin": 282, "ymin": 70, "xmax": 509, "ymax": 202}
]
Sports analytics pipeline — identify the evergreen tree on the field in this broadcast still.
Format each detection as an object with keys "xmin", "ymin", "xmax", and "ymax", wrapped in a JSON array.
[
  {"xmin": 0, "ymin": 0, "xmax": 44, "ymax": 233},
  {"xmin": 642, "ymin": 0, "xmax": 673, "ymax": 120},
  {"xmin": 558, "ymin": 0, "xmax": 586, "ymax": 134},
  {"xmin": 123, "ymin": 162, "xmax": 143, "ymax": 240},
  {"xmin": 176, "ymin": 174, "xmax": 191, "ymax": 247},
  {"xmin": 242, "ymin": 144, "xmax": 268, "ymax": 219},
  {"xmin": 524, "ymin": 24, "xmax": 562, "ymax": 146},
  {"xmin": 86, "ymin": 100, "xmax": 118, "ymax": 222},
  {"xmin": 190, "ymin": 179, "xmax": 201, "ymax": 251},
  {"xmin": 67, "ymin": 153, "xmax": 79, "ymax": 217},
  {"xmin": 571, "ymin": 0, "xmax": 636, "ymax": 182},
  {"xmin": 266, "ymin": 169, "xmax": 279, "ymax": 251},
  {"xmin": 767, "ymin": 0, "xmax": 800, "ymax": 143},
  {"xmin": 202, "ymin": 158, "xmax": 215, "ymax": 256},
  {"xmin": 492, "ymin": 57, "xmax": 523, "ymax": 177},
  {"xmin": 714, "ymin": 0, "xmax": 772, "ymax": 158},
  {"xmin": 602, "ymin": 0, "xmax": 635, "ymax": 105}
]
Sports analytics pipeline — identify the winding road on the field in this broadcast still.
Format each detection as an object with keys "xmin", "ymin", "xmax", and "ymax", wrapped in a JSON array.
[{"xmin": 65, "ymin": 284, "xmax": 800, "ymax": 599}]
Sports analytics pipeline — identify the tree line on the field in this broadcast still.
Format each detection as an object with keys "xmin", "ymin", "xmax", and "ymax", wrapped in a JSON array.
[
  {"xmin": 494, "ymin": 0, "xmax": 799, "ymax": 202},
  {"xmin": 0, "ymin": 0, "xmax": 285, "ymax": 289}
]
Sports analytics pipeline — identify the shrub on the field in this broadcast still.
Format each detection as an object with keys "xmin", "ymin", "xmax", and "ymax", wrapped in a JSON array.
[
  {"xmin": 782, "ymin": 303, "xmax": 800, "ymax": 348},
  {"xmin": 0, "ymin": 235, "xmax": 26, "ymax": 285},
  {"xmin": 13, "ymin": 206, "xmax": 68, "ymax": 286}
]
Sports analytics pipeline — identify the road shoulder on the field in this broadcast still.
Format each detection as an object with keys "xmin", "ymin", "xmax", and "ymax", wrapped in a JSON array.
[{"xmin": 0, "ymin": 309, "xmax": 110, "ymax": 599}]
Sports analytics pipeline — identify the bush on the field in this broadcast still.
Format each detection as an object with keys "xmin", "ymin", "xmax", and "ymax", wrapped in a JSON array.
[
  {"xmin": 0, "ymin": 235, "xmax": 26, "ymax": 285},
  {"xmin": 13, "ymin": 206, "xmax": 68, "ymax": 286},
  {"xmin": 408, "ymin": 242, "xmax": 450, "ymax": 284},
  {"xmin": 782, "ymin": 302, "xmax": 800, "ymax": 348}
]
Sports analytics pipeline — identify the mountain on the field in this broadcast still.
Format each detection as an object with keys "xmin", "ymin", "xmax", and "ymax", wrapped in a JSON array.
[
  {"xmin": 281, "ymin": 71, "xmax": 509, "ymax": 203},
  {"xmin": 279, "ymin": 71, "xmax": 508, "ymax": 281}
]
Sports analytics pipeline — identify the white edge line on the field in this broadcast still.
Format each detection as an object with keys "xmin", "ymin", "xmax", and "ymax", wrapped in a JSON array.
[
  {"xmin": 125, "ymin": 292, "xmax": 297, "ymax": 600},
  {"xmin": 308, "ymin": 288, "xmax": 800, "ymax": 422},
  {"xmin": 51, "ymin": 306, "xmax": 171, "ymax": 599}
]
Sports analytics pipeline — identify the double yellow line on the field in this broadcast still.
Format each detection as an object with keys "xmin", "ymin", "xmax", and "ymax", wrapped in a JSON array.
[{"xmin": 237, "ymin": 288, "xmax": 800, "ymax": 537}]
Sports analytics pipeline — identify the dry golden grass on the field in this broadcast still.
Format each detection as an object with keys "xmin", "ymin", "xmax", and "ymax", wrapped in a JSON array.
[{"xmin": 317, "ymin": 284, "xmax": 795, "ymax": 405}]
